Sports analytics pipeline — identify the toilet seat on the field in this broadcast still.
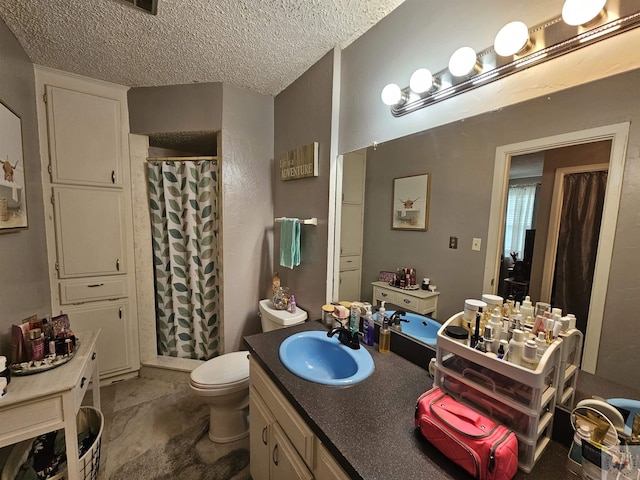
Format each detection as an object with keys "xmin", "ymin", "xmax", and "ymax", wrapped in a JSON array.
[{"xmin": 190, "ymin": 351, "xmax": 250, "ymax": 391}]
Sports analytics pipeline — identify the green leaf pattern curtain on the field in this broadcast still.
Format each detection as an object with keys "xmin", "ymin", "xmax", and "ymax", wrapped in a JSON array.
[{"xmin": 148, "ymin": 160, "xmax": 221, "ymax": 360}]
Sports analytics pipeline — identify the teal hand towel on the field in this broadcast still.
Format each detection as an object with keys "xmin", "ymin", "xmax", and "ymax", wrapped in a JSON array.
[{"xmin": 279, "ymin": 218, "xmax": 301, "ymax": 269}]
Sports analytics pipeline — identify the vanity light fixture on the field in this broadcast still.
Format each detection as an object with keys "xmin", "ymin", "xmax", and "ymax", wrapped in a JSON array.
[
  {"xmin": 380, "ymin": 83, "xmax": 404, "ymax": 106},
  {"xmin": 494, "ymin": 21, "xmax": 532, "ymax": 57},
  {"xmin": 409, "ymin": 68, "xmax": 436, "ymax": 94},
  {"xmin": 562, "ymin": 0, "xmax": 607, "ymax": 26},
  {"xmin": 448, "ymin": 47, "xmax": 481, "ymax": 77},
  {"xmin": 381, "ymin": 0, "xmax": 640, "ymax": 117}
]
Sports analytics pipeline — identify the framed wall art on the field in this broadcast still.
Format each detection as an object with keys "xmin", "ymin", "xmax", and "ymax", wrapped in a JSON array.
[
  {"xmin": 392, "ymin": 173, "xmax": 430, "ymax": 230},
  {"xmin": 0, "ymin": 99, "xmax": 27, "ymax": 232}
]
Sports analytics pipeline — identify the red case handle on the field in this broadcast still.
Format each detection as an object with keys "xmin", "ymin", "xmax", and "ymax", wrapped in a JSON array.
[{"xmin": 437, "ymin": 401, "xmax": 482, "ymax": 425}]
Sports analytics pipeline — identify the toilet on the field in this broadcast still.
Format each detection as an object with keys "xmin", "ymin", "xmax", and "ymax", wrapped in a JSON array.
[{"xmin": 189, "ymin": 299, "xmax": 307, "ymax": 443}]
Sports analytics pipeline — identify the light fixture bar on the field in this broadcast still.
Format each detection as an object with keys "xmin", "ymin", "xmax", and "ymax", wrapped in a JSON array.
[{"xmin": 390, "ymin": 0, "xmax": 640, "ymax": 117}]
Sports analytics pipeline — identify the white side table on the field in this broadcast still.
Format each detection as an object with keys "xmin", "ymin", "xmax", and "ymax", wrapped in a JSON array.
[{"xmin": 371, "ymin": 281, "xmax": 440, "ymax": 317}]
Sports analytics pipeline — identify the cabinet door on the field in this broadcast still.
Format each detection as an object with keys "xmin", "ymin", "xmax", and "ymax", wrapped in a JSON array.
[
  {"xmin": 340, "ymin": 204, "xmax": 363, "ymax": 257},
  {"xmin": 249, "ymin": 387, "xmax": 273, "ymax": 480},
  {"xmin": 64, "ymin": 301, "xmax": 131, "ymax": 377},
  {"xmin": 339, "ymin": 269, "xmax": 361, "ymax": 303},
  {"xmin": 270, "ymin": 423, "xmax": 313, "ymax": 480},
  {"xmin": 315, "ymin": 443, "xmax": 351, "ymax": 480},
  {"xmin": 45, "ymin": 85, "xmax": 122, "ymax": 187},
  {"xmin": 53, "ymin": 186, "xmax": 126, "ymax": 278},
  {"xmin": 342, "ymin": 151, "xmax": 365, "ymax": 204}
]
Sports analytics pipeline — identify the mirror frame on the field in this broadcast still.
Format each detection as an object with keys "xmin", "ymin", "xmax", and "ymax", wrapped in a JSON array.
[{"xmin": 483, "ymin": 122, "xmax": 630, "ymax": 374}]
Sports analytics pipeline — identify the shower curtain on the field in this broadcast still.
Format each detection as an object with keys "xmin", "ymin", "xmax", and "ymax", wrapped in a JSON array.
[
  {"xmin": 148, "ymin": 160, "xmax": 222, "ymax": 360},
  {"xmin": 552, "ymin": 170, "xmax": 607, "ymax": 336}
]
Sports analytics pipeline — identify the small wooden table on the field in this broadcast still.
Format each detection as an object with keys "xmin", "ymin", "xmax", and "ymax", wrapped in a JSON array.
[
  {"xmin": 371, "ymin": 281, "xmax": 440, "ymax": 318},
  {"xmin": 0, "ymin": 330, "xmax": 101, "ymax": 480}
]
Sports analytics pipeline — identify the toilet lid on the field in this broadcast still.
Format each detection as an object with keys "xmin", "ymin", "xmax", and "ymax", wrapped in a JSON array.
[{"xmin": 190, "ymin": 351, "xmax": 249, "ymax": 388}]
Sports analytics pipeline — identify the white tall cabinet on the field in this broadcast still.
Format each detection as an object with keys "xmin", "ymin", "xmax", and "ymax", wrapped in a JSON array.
[
  {"xmin": 338, "ymin": 150, "xmax": 366, "ymax": 301},
  {"xmin": 35, "ymin": 67, "xmax": 140, "ymax": 381}
]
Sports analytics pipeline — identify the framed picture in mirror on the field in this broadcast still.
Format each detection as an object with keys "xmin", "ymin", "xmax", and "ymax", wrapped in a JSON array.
[
  {"xmin": 392, "ymin": 173, "xmax": 430, "ymax": 230},
  {"xmin": 0, "ymin": 99, "xmax": 27, "ymax": 232}
]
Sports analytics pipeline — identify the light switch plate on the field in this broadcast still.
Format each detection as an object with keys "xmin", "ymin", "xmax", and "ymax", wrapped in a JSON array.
[{"xmin": 472, "ymin": 237, "xmax": 482, "ymax": 251}]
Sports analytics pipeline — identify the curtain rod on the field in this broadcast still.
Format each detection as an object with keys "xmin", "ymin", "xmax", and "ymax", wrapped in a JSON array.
[{"xmin": 146, "ymin": 156, "xmax": 218, "ymax": 163}]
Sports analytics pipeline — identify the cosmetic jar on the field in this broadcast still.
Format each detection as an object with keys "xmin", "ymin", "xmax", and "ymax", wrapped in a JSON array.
[{"xmin": 445, "ymin": 325, "xmax": 469, "ymax": 346}]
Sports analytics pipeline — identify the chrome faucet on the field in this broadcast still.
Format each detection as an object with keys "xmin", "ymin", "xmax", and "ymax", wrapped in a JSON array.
[
  {"xmin": 389, "ymin": 311, "xmax": 409, "ymax": 331},
  {"xmin": 327, "ymin": 326, "xmax": 361, "ymax": 350}
]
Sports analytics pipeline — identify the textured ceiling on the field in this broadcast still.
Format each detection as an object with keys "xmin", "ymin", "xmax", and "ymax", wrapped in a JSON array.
[{"xmin": 0, "ymin": 0, "xmax": 405, "ymax": 96}]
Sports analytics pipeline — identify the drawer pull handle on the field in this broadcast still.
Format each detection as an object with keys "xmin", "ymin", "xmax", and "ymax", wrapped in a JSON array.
[
  {"xmin": 92, "ymin": 352, "xmax": 96, "ymax": 361},
  {"xmin": 261, "ymin": 426, "xmax": 268, "ymax": 445},
  {"xmin": 381, "ymin": 292, "xmax": 388, "ymax": 297},
  {"xmin": 116, "ymin": 259, "xmax": 120, "ymax": 271},
  {"xmin": 111, "ymin": 170, "xmax": 116, "ymax": 184},
  {"xmin": 80, "ymin": 377, "xmax": 86, "ymax": 388},
  {"xmin": 272, "ymin": 444, "xmax": 279, "ymax": 466},
  {"xmin": 119, "ymin": 307, "xmax": 123, "ymax": 319},
  {"xmin": 403, "ymin": 299, "xmax": 411, "ymax": 304},
  {"xmin": 87, "ymin": 283, "xmax": 104, "ymax": 288}
]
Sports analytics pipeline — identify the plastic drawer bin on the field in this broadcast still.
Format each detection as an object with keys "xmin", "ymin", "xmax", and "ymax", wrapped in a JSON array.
[
  {"xmin": 436, "ymin": 368, "xmax": 554, "ymax": 440},
  {"xmin": 516, "ymin": 425, "xmax": 553, "ymax": 473}
]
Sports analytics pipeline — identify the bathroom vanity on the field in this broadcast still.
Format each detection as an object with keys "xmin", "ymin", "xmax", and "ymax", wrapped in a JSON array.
[
  {"xmin": 371, "ymin": 281, "xmax": 440, "ymax": 317},
  {"xmin": 245, "ymin": 321, "xmax": 581, "ymax": 480}
]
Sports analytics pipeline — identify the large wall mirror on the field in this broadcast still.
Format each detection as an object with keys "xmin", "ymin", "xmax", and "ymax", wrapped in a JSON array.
[{"xmin": 334, "ymin": 67, "xmax": 640, "ymax": 408}]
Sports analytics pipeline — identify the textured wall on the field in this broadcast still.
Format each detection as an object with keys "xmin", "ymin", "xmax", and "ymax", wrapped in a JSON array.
[
  {"xmin": 356, "ymin": 69, "xmax": 640, "ymax": 386},
  {"xmin": 0, "ymin": 20, "xmax": 50, "ymax": 355},
  {"xmin": 274, "ymin": 50, "xmax": 335, "ymax": 319}
]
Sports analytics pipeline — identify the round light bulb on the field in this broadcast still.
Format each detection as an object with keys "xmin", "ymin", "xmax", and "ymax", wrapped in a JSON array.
[
  {"xmin": 562, "ymin": 0, "xmax": 607, "ymax": 26},
  {"xmin": 494, "ymin": 21, "xmax": 530, "ymax": 56},
  {"xmin": 381, "ymin": 83, "xmax": 403, "ymax": 106},
  {"xmin": 448, "ymin": 47, "xmax": 479, "ymax": 77},
  {"xmin": 409, "ymin": 68, "xmax": 434, "ymax": 94}
]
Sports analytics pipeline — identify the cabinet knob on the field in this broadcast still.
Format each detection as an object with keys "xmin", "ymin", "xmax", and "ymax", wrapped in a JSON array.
[
  {"xmin": 381, "ymin": 292, "xmax": 388, "ymax": 297},
  {"xmin": 261, "ymin": 426, "xmax": 268, "ymax": 445},
  {"xmin": 272, "ymin": 444, "xmax": 279, "ymax": 466},
  {"xmin": 92, "ymin": 352, "xmax": 96, "ymax": 361},
  {"xmin": 111, "ymin": 170, "xmax": 116, "ymax": 184},
  {"xmin": 80, "ymin": 377, "xmax": 86, "ymax": 388},
  {"xmin": 403, "ymin": 299, "xmax": 411, "ymax": 304}
]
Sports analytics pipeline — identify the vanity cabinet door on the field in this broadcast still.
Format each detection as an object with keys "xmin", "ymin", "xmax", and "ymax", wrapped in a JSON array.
[
  {"xmin": 339, "ymin": 269, "xmax": 361, "ymax": 303},
  {"xmin": 52, "ymin": 186, "xmax": 127, "ymax": 278},
  {"xmin": 340, "ymin": 204, "xmax": 363, "ymax": 257},
  {"xmin": 270, "ymin": 423, "xmax": 313, "ymax": 480},
  {"xmin": 315, "ymin": 443, "xmax": 351, "ymax": 480},
  {"xmin": 45, "ymin": 85, "xmax": 122, "ymax": 187},
  {"xmin": 249, "ymin": 386, "xmax": 273, "ymax": 480}
]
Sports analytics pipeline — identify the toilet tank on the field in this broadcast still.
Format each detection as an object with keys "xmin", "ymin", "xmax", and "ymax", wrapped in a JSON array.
[{"xmin": 259, "ymin": 299, "xmax": 307, "ymax": 332}]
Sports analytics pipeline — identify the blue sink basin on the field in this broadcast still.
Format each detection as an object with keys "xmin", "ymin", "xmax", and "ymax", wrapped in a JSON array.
[
  {"xmin": 279, "ymin": 331, "xmax": 374, "ymax": 386},
  {"xmin": 386, "ymin": 310, "xmax": 440, "ymax": 346}
]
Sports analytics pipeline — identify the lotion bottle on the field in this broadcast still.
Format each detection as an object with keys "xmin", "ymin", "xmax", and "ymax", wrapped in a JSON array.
[
  {"xmin": 377, "ymin": 301, "xmax": 387, "ymax": 325},
  {"xmin": 521, "ymin": 340, "xmax": 539, "ymax": 370},
  {"xmin": 488, "ymin": 307, "xmax": 502, "ymax": 344}
]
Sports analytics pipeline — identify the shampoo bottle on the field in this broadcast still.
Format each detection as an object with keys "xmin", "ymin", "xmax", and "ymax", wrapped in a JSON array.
[
  {"xmin": 379, "ymin": 318, "xmax": 391, "ymax": 354},
  {"xmin": 363, "ymin": 306, "xmax": 375, "ymax": 346}
]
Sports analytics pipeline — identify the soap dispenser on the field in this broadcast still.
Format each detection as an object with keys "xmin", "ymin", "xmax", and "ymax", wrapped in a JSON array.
[{"xmin": 379, "ymin": 317, "xmax": 390, "ymax": 354}]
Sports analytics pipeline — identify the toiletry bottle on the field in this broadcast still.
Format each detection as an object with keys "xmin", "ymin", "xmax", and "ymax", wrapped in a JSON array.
[
  {"xmin": 488, "ymin": 307, "xmax": 502, "ymax": 344},
  {"xmin": 379, "ymin": 318, "xmax": 391, "ymax": 354},
  {"xmin": 535, "ymin": 332, "xmax": 549, "ymax": 359},
  {"xmin": 421, "ymin": 278, "xmax": 430, "ymax": 290},
  {"xmin": 349, "ymin": 304, "xmax": 359, "ymax": 334},
  {"xmin": 520, "ymin": 296, "xmax": 534, "ymax": 320},
  {"xmin": 508, "ymin": 329, "xmax": 525, "ymax": 365},
  {"xmin": 497, "ymin": 339, "xmax": 509, "ymax": 359},
  {"xmin": 521, "ymin": 340, "xmax": 539, "ymax": 369},
  {"xmin": 377, "ymin": 301, "xmax": 387, "ymax": 325},
  {"xmin": 483, "ymin": 324, "xmax": 494, "ymax": 353},
  {"xmin": 363, "ymin": 306, "xmax": 375, "ymax": 346},
  {"xmin": 289, "ymin": 294, "xmax": 297, "ymax": 314},
  {"xmin": 474, "ymin": 337, "xmax": 486, "ymax": 353}
]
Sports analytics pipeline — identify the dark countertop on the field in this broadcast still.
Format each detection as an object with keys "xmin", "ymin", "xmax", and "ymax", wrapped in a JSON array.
[{"xmin": 244, "ymin": 321, "xmax": 580, "ymax": 480}]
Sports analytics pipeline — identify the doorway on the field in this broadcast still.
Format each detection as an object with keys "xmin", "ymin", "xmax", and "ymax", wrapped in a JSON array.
[{"xmin": 484, "ymin": 123, "xmax": 630, "ymax": 373}]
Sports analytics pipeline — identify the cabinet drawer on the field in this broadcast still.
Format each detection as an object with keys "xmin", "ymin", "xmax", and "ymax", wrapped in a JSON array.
[
  {"xmin": 0, "ymin": 397, "xmax": 63, "ymax": 445},
  {"xmin": 339, "ymin": 256, "xmax": 360, "ymax": 271},
  {"xmin": 250, "ymin": 357, "xmax": 314, "ymax": 468},
  {"xmin": 74, "ymin": 347, "xmax": 97, "ymax": 410},
  {"xmin": 59, "ymin": 277, "xmax": 128, "ymax": 304},
  {"xmin": 396, "ymin": 293, "xmax": 437, "ymax": 314},
  {"xmin": 373, "ymin": 287, "xmax": 396, "ymax": 305}
]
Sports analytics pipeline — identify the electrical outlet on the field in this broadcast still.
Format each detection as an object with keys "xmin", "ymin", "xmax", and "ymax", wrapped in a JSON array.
[
  {"xmin": 449, "ymin": 236, "xmax": 458, "ymax": 249},
  {"xmin": 472, "ymin": 237, "xmax": 482, "ymax": 251}
]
